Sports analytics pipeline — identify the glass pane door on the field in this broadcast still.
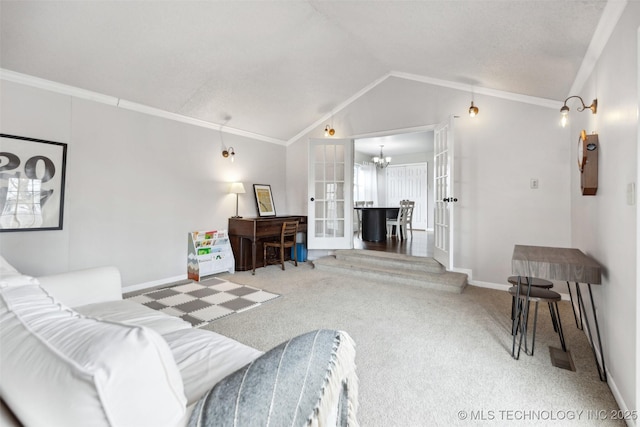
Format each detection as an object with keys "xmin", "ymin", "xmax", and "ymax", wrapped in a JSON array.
[{"xmin": 308, "ymin": 139, "xmax": 353, "ymax": 250}]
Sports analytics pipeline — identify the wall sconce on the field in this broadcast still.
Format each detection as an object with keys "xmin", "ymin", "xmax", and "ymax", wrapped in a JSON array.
[
  {"xmin": 324, "ymin": 125, "xmax": 335, "ymax": 137},
  {"xmin": 560, "ymin": 96, "xmax": 597, "ymax": 127},
  {"xmin": 220, "ymin": 116, "xmax": 235, "ymax": 161},
  {"xmin": 468, "ymin": 101, "xmax": 479, "ymax": 117},
  {"xmin": 222, "ymin": 146, "xmax": 235, "ymax": 162},
  {"xmin": 228, "ymin": 182, "xmax": 246, "ymax": 218}
]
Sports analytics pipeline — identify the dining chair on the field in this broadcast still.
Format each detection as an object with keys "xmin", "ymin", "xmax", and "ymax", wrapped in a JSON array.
[
  {"xmin": 387, "ymin": 200, "xmax": 414, "ymax": 240},
  {"xmin": 354, "ymin": 201, "xmax": 365, "ymax": 237},
  {"xmin": 263, "ymin": 221, "xmax": 299, "ymax": 270},
  {"xmin": 403, "ymin": 200, "xmax": 415, "ymax": 237}
]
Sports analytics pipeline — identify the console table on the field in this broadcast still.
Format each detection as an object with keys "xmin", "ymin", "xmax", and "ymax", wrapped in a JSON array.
[
  {"xmin": 511, "ymin": 245, "xmax": 605, "ymax": 380},
  {"xmin": 229, "ymin": 216, "xmax": 307, "ymax": 275}
]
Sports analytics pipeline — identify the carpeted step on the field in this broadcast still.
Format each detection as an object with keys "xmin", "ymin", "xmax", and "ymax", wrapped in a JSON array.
[
  {"xmin": 313, "ymin": 252, "xmax": 467, "ymax": 294},
  {"xmin": 333, "ymin": 249, "xmax": 446, "ymax": 274}
]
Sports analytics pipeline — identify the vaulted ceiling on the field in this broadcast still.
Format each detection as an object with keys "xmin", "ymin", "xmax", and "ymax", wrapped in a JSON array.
[{"xmin": 0, "ymin": 1, "xmax": 610, "ymax": 144}]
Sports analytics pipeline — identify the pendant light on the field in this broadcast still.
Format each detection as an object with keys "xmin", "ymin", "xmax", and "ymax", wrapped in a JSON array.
[
  {"xmin": 372, "ymin": 145, "xmax": 391, "ymax": 169},
  {"xmin": 469, "ymin": 101, "xmax": 479, "ymax": 117}
]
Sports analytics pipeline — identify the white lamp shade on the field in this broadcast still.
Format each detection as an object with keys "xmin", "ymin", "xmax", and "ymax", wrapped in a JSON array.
[{"xmin": 229, "ymin": 182, "xmax": 246, "ymax": 194}]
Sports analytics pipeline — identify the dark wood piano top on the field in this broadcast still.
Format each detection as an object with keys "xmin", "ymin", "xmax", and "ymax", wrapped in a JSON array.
[
  {"xmin": 230, "ymin": 215, "xmax": 307, "ymax": 222},
  {"xmin": 229, "ymin": 215, "xmax": 307, "ymax": 239}
]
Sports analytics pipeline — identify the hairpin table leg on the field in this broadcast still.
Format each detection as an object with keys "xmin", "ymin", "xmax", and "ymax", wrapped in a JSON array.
[{"xmin": 576, "ymin": 283, "xmax": 607, "ymax": 381}]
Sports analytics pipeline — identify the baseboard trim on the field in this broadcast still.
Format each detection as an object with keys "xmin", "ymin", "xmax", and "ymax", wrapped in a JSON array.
[
  {"xmin": 605, "ymin": 371, "xmax": 636, "ymax": 427},
  {"xmin": 468, "ymin": 280, "xmax": 510, "ymax": 292},
  {"xmin": 569, "ymin": 299, "xmax": 636, "ymax": 427},
  {"xmin": 307, "ymin": 249, "xmax": 333, "ymax": 261},
  {"xmin": 452, "ymin": 267, "xmax": 472, "ymax": 281},
  {"xmin": 123, "ymin": 274, "xmax": 187, "ymax": 293},
  {"xmin": 469, "ymin": 279, "xmax": 571, "ymax": 301}
]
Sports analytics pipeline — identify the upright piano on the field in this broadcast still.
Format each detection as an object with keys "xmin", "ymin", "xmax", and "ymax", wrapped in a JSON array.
[{"xmin": 228, "ymin": 216, "xmax": 307, "ymax": 274}]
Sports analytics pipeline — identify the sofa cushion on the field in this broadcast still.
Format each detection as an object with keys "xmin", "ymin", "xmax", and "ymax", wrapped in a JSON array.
[
  {"xmin": 0, "ymin": 256, "xmax": 37, "ymax": 291},
  {"xmin": 188, "ymin": 329, "xmax": 359, "ymax": 427},
  {"xmin": 0, "ymin": 274, "xmax": 39, "ymax": 288},
  {"xmin": 0, "ymin": 255, "xmax": 19, "ymax": 279},
  {"xmin": 0, "ymin": 285, "xmax": 187, "ymax": 427},
  {"xmin": 162, "ymin": 327, "xmax": 263, "ymax": 405},
  {"xmin": 0, "ymin": 256, "xmax": 32, "ymax": 287},
  {"xmin": 38, "ymin": 266, "xmax": 123, "ymax": 307},
  {"xmin": 76, "ymin": 299, "xmax": 192, "ymax": 335}
]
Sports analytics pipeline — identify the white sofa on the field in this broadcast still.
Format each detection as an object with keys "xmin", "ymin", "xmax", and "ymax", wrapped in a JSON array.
[{"xmin": 0, "ymin": 263, "xmax": 262, "ymax": 427}]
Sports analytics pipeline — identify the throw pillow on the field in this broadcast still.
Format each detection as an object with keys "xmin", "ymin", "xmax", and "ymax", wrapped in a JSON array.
[{"xmin": 188, "ymin": 329, "xmax": 359, "ymax": 427}]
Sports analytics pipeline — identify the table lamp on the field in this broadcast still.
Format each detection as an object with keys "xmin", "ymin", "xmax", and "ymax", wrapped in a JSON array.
[{"xmin": 229, "ymin": 182, "xmax": 246, "ymax": 218}]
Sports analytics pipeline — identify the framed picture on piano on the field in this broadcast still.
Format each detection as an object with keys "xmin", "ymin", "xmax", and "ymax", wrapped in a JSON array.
[{"xmin": 253, "ymin": 184, "xmax": 276, "ymax": 217}]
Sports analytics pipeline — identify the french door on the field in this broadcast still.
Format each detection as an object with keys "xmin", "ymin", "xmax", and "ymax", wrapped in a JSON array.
[
  {"xmin": 307, "ymin": 138, "xmax": 353, "ymax": 250},
  {"xmin": 433, "ymin": 117, "xmax": 456, "ymax": 269}
]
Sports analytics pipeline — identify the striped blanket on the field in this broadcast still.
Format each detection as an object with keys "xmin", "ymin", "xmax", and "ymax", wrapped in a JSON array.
[{"xmin": 188, "ymin": 329, "xmax": 359, "ymax": 427}]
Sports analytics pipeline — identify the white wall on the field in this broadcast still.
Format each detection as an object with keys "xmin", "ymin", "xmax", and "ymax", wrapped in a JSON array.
[
  {"xmin": 568, "ymin": 2, "xmax": 639, "ymax": 416},
  {"xmin": 0, "ymin": 80, "xmax": 288, "ymax": 286},
  {"xmin": 454, "ymin": 94, "xmax": 572, "ymax": 281},
  {"xmin": 286, "ymin": 76, "xmax": 571, "ymax": 285}
]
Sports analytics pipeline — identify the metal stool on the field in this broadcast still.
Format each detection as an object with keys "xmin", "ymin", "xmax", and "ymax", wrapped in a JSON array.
[
  {"xmin": 507, "ymin": 276, "xmax": 553, "ymax": 288},
  {"xmin": 510, "ymin": 285, "xmax": 566, "ymax": 358},
  {"xmin": 508, "ymin": 276, "xmax": 553, "ymax": 331}
]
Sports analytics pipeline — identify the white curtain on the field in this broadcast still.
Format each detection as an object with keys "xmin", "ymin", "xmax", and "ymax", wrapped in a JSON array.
[{"xmin": 356, "ymin": 162, "xmax": 378, "ymax": 205}]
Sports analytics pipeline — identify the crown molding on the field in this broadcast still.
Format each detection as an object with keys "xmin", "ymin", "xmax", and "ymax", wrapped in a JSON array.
[
  {"xmin": 1, "ymin": 68, "xmax": 119, "ymax": 106},
  {"xmin": 2, "ymin": 0, "xmax": 625, "ymax": 146},
  {"xmin": 569, "ymin": 0, "xmax": 628, "ymax": 95},
  {"xmin": 116, "ymin": 99, "xmax": 286, "ymax": 145},
  {"xmin": 286, "ymin": 72, "xmax": 393, "ymax": 145},
  {"xmin": 0, "ymin": 68, "xmax": 286, "ymax": 146},
  {"xmin": 390, "ymin": 71, "xmax": 563, "ymax": 109},
  {"xmin": 350, "ymin": 124, "xmax": 436, "ymax": 140},
  {"xmin": 285, "ymin": 70, "xmax": 563, "ymax": 145}
]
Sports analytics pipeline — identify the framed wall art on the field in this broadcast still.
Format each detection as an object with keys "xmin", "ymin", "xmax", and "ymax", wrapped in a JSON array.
[
  {"xmin": 253, "ymin": 184, "xmax": 276, "ymax": 217},
  {"xmin": 0, "ymin": 134, "xmax": 68, "ymax": 232}
]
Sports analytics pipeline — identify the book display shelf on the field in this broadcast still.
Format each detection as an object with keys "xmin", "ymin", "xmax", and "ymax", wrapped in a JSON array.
[{"xmin": 187, "ymin": 229, "xmax": 235, "ymax": 281}]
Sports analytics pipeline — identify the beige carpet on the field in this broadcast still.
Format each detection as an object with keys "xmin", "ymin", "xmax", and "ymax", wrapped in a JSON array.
[{"xmin": 205, "ymin": 262, "xmax": 623, "ymax": 426}]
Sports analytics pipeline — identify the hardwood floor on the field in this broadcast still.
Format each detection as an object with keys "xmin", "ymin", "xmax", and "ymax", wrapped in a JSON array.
[{"xmin": 353, "ymin": 229, "xmax": 434, "ymax": 257}]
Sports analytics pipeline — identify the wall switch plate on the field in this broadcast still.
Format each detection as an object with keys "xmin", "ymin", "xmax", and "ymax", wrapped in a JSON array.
[
  {"xmin": 627, "ymin": 182, "xmax": 635, "ymax": 205},
  {"xmin": 530, "ymin": 179, "xmax": 539, "ymax": 189}
]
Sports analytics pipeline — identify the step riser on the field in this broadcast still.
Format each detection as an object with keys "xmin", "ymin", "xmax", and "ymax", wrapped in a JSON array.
[
  {"xmin": 314, "ymin": 262, "xmax": 465, "ymax": 294},
  {"xmin": 334, "ymin": 254, "xmax": 444, "ymax": 274},
  {"xmin": 313, "ymin": 250, "xmax": 467, "ymax": 293}
]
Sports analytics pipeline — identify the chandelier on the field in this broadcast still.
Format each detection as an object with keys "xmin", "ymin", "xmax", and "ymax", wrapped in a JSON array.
[{"xmin": 372, "ymin": 145, "xmax": 391, "ymax": 169}]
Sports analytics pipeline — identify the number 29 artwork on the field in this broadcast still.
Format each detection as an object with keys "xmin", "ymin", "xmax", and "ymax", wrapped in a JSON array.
[{"xmin": 0, "ymin": 134, "xmax": 67, "ymax": 232}]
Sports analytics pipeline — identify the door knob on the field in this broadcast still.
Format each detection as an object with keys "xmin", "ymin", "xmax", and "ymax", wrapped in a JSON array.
[{"xmin": 310, "ymin": 197, "xmax": 315, "ymax": 202}]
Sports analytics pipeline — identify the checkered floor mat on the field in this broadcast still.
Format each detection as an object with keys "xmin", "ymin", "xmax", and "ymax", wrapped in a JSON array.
[{"xmin": 125, "ymin": 277, "xmax": 280, "ymax": 328}]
